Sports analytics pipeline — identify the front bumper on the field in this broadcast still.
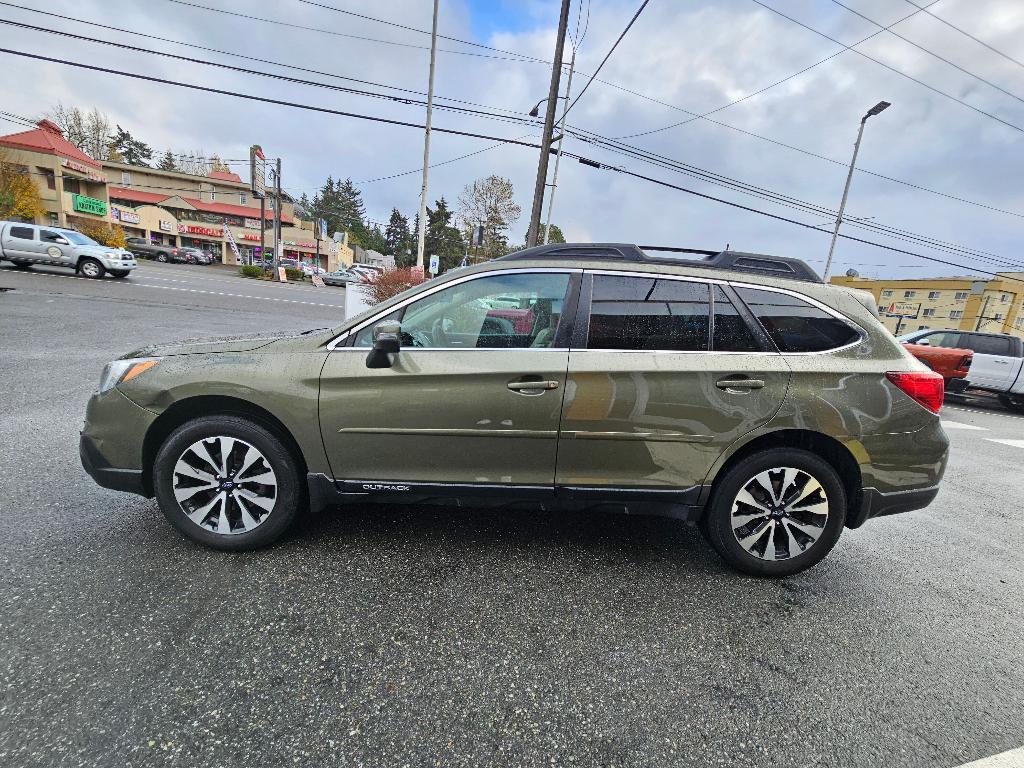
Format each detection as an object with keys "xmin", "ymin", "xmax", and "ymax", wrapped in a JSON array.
[
  {"xmin": 80, "ymin": 433, "xmax": 146, "ymax": 495},
  {"xmin": 101, "ymin": 258, "xmax": 137, "ymax": 270}
]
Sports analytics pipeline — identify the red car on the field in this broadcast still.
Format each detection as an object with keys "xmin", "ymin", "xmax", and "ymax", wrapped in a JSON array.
[{"xmin": 902, "ymin": 342, "xmax": 972, "ymax": 390}]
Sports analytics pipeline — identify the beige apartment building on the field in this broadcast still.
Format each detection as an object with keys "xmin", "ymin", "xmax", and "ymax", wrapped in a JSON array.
[
  {"xmin": 0, "ymin": 120, "xmax": 353, "ymax": 271},
  {"xmin": 831, "ymin": 273, "xmax": 1024, "ymax": 338}
]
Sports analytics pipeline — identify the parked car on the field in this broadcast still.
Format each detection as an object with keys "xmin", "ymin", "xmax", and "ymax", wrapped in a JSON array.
[
  {"xmin": 350, "ymin": 264, "xmax": 383, "ymax": 279},
  {"xmin": 1, "ymin": 221, "xmax": 136, "ymax": 278},
  {"xmin": 125, "ymin": 237, "xmax": 184, "ymax": 263},
  {"xmin": 897, "ymin": 328, "xmax": 1024, "ymax": 411},
  {"xmin": 900, "ymin": 339, "xmax": 972, "ymax": 391},
  {"xmin": 80, "ymin": 243, "xmax": 948, "ymax": 577},
  {"xmin": 300, "ymin": 263, "xmax": 326, "ymax": 277},
  {"xmin": 177, "ymin": 247, "xmax": 213, "ymax": 265},
  {"xmin": 322, "ymin": 268, "xmax": 364, "ymax": 286}
]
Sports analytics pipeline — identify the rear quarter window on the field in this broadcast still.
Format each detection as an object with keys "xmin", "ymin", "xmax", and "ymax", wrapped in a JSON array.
[
  {"xmin": 8, "ymin": 226, "xmax": 34, "ymax": 240},
  {"xmin": 736, "ymin": 287, "xmax": 861, "ymax": 353}
]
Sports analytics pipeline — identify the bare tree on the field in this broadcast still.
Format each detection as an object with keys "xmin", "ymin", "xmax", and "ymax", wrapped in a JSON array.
[
  {"xmin": 45, "ymin": 104, "xmax": 112, "ymax": 160},
  {"xmin": 177, "ymin": 150, "xmax": 210, "ymax": 177},
  {"xmin": 456, "ymin": 175, "xmax": 521, "ymax": 259}
]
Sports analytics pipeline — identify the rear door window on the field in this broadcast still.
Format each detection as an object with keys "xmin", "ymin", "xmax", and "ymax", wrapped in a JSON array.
[
  {"xmin": 587, "ymin": 275, "xmax": 710, "ymax": 351},
  {"xmin": 736, "ymin": 287, "xmax": 861, "ymax": 353},
  {"xmin": 8, "ymin": 226, "xmax": 34, "ymax": 240},
  {"xmin": 712, "ymin": 286, "xmax": 760, "ymax": 352},
  {"xmin": 964, "ymin": 334, "xmax": 1013, "ymax": 356}
]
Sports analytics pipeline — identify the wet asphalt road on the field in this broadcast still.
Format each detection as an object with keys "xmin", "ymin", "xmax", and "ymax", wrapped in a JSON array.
[{"xmin": 1, "ymin": 262, "xmax": 1022, "ymax": 768}]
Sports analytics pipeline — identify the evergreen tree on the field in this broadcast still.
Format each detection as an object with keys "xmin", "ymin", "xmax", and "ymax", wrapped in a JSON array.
[
  {"xmin": 384, "ymin": 208, "xmax": 410, "ymax": 258},
  {"xmin": 546, "ymin": 224, "xmax": 566, "ymax": 244},
  {"xmin": 334, "ymin": 178, "xmax": 366, "ymax": 233},
  {"xmin": 157, "ymin": 149, "xmax": 177, "ymax": 171},
  {"xmin": 108, "ymin": 125, "xmax": 153, "ymax": 167},
  {"xmin": 426, "ymin": 197, "xmax": 466, "ymax": 272}
]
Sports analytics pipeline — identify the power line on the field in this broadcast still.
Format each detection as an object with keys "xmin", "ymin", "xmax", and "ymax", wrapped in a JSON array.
[
  {"xmin": 161, "ymin": 0, "xmax": 540, "ymax": 63},
  {"xmin": 291, "ymin": 0, "xmax": 547, "ymax": 63},
  {"xmin": 749, "ymin": 0, "xmax": 1024, "ymax": 135},
  {"xmin": 829, "ymin": 0, "xmax": 1024, "ymax": 105},
  {"xmin": 614, "ymin": 0, "xmax": 940, "ymax": 140},
  {"xmin": 564, "ymin": 0, "xmax": 651, "ymax": 116},
  {"xmin": 901, "ymin": 0, "xmax": 1024, "ymax": 71}
]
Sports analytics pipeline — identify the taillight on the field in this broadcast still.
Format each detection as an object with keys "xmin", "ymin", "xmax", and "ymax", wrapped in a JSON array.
[
  {"xmin": 961, "ymin": 355, "xmax": 972, "ymax": 370},
  {"xmin": 886, "ymin": 371, "xmax": 944, "ymax": 414}
]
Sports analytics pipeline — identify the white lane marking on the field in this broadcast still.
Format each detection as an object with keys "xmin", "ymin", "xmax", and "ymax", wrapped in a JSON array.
[
  {"xmin": 0, "ymin": 268, "xmax": 345, "ymax": 309},
  {"xmin": 985, "ymin": 439, "xmax": 1024, "ymax": 449},
  {"xmin": 953, "ymin": 746, "xmax": 1024, "ymax": 767},
  {"xmin": 941, "ymin": 421, "xmax": 988, "ymax": 431},
  {"xmin": 140, "ymin": 271, "xmax": 339, "ymax": 295},
  {"xmin": 946, "ymin": 405, "xmax": 1024, "ymax": 422}
]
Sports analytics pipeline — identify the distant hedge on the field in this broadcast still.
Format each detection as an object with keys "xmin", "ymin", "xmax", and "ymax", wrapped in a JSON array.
[
  {"xmin": 284, "ymin": 268, "xmax": 304, "ymax": 281},
  {"xmin": 238, "ymin": 265, "xmax": 263, "ymax": 278}
]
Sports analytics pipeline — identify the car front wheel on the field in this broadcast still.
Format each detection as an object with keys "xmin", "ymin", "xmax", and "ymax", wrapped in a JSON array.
[
  {"xmin": 702, "ymin": 448, "xmax": 846, "ymax": 577},
  {"xmin": 153, "ymin": 415, "xmax": 304, "ymax": 550},
  {"xmin": 78, "ymin": 258, "xmax": 105, "ymax": 279}
]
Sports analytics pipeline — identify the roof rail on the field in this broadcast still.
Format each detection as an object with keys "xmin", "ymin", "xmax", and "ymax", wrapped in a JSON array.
[{"xmin": 498, "ymin": 242, "xmax": 822, "ymax": 283}]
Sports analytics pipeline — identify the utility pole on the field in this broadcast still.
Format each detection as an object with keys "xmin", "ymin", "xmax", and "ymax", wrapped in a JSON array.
[
  {"xmin": 272, "ymin": 158, "xmax": 281, "ymax": 270},
  {"xmin": 415, "ymin": 0, "xmax": 440, "ymax": 270},
  {"xmin": 823, "ymin": 101, "xmax": 890, "ymax": 282},
  {"xmin": 543, "ymin": 46, "xmax": 576, "ymax": 245},
  {"xmin": 259, "ymin": 196, "xmax": 265, "ymax": 266},
  {"xmin": 976, "ymin": 295, "xmax": 991, "ymax": 330},
  {"xmin": 526, "ymin": 0, "xmax": 572, "ymax": 248}
]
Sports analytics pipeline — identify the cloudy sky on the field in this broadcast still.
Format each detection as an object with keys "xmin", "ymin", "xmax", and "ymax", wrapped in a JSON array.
[{"xmin": 1, "ymin": 0, "xmax": 1023, "ymax": 279}]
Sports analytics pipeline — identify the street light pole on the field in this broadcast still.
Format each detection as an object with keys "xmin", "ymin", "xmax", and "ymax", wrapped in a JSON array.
[
  {"xmin": 526, "ymin": 0, "xmax": 572, "ymax": 248},
  {"xmin": 823, "ymin": 101, "xmax": 890, "ymax": 282},
  {"xmin": 415, "ymin": 0, "xmax": 440, "ymax": 271},
  {"xmin": 543, "ymin": 46, "xmax": 576, "ymax": 245}
]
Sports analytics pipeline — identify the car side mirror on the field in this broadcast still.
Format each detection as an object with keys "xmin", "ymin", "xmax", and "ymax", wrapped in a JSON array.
[
  {"xmin": 917, "ymin": 339, "xmax": 930, "ymax": 346},
  {"xmin": 366, "ymin": 322, "xmax": 401, "ymax": 368},
  {"xmin": 55, "ymin": 237, "xmax": 69, "ymax": 245}
]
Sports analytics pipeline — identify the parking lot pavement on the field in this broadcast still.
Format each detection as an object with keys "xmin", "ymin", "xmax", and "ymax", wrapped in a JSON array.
[{"xmin": 1, "ymin": 274, "xmax": 1023, "ymax": 768}]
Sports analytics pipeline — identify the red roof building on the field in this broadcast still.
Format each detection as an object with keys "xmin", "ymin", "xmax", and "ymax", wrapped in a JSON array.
[
  {"xmin": 207, "ymin": 170, "xmax": 243, "ymax": 184},
  {"xmin": 0, "ymin": 119, "xmax": 103, "ymax": 170}
]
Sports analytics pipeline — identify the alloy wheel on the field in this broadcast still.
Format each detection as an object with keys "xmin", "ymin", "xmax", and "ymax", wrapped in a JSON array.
[
  {"xmin": 80, "ymin": 261, "xmax": 101, "ymax": 278},
  {"xmin": 172, "ymin": 436, "xmax": 278, "ymax": 535},
  {"xmin": 730, "ymin": 467, "xmax": 829, "ymax": 561}
]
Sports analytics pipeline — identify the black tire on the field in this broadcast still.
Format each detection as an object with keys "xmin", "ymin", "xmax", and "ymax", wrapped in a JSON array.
[
  {"xmin": 109, "ymin": 270, "xmax": 130, "ymax": 278},
  {"xmin": 998, "ymin": 394, "xmax": 1024, "ymax": 413},
  {"xmin": 154, "ymin": 415, "xmax": 303, "ymax": 550},
  {"xmin": 701, "ymin": 448, "xmax": 847, "ymax": 577},
  {"xmin": 78, "ymin": 258, "xmax": 105, "ymax": 279},
  {"xmin": 156, "ymin": 252, "xmax": 169, "ymax": 262},
  {"xmin": 11, "ymin": 260, "xmax": 32, "ymax": 270}
]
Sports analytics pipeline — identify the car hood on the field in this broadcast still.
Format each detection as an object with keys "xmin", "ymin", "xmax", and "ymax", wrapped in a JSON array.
[{"xmin": 121, "ymin": 329, "xmax": 328, "ymax": 358}]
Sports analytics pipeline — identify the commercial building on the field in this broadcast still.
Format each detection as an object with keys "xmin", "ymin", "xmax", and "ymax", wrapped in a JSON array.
[
  {"xmin": 0, "ymin": 120, "xmax": 354, "ymax": 271},
  {"xmin": 831, "ymin": 273, "xmax": 1024, "ymax": 338}
]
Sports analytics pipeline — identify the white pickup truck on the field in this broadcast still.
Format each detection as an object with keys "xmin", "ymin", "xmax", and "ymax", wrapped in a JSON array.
[
  {"xmin": 0, "ymin": 220, "xmax": 136, "ymax": 279},
  {"xmin": 897, "ymin": 328, "xmax": 1024, "ymax": 411}
]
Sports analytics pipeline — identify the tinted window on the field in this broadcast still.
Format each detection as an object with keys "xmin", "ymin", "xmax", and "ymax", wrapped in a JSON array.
[
  {"xmin": 8, "ymin": 226, "xmax": 33, "ymax": 240},
  {"xmin": 712, "ymin": 286, "xmax": 760, "ymax": 352},
  {"xmin": 965, "ymin": 334, "xmax": 1013, "ymax": 356},
  {"xmin": 737, "ymin": 287, "xmax": 861, "ymax": 353},
  {"xmin": 587, "ymin": 275, "xmax": 709, "ymax": 351},
  {"xmin": 919, "ymin": 331, "xmax": 960, "ymax": 348},
  {"xmin": 354, "ymin": 272, "xmax": 571, "ymax": 349},
  {"xmin": 40, "ymin": 229, "xmax": 64, "ymax": 243}
]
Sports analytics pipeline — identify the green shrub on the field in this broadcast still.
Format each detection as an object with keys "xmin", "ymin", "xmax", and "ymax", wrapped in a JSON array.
[
  {"xmin": 284, "ymin": 268, "xmax": 304, "ymax": 281},
  {"xmin": 238, "ymin": 265, "xmax": 263, "ymax": 278}
]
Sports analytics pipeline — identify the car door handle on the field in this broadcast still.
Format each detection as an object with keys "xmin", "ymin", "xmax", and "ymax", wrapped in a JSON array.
[
  {"xmin": 716, "ymin": 378, "xmax": 765, "ymax": 391},
  {"xmin": 507, "ymin": 380, "xmax": 560, "ymax": 392}
]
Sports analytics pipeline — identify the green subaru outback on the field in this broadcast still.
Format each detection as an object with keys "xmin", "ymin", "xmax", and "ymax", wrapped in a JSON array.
[{"xmin": 80, "ymin": 244, "xmax": 949, "ymax": 576}]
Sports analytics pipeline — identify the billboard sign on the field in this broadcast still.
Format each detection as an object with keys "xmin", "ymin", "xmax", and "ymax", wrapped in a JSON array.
[
  {"xmin": 886, "ymin": 301, "xmax": 921, "ymax": 318},
  {"xmin": 250, "ymin": 144, "xmax": 266, "ymax": 200}
]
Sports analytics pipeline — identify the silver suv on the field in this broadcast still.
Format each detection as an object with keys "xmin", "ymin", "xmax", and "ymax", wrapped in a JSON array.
[{"xmin": 0, "ymin": 221, "xmax": 137, "ymax": 278}]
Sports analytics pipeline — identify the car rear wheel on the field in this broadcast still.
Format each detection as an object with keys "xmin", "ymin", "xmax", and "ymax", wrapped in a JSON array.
[
  {"xmin": 999, "ymin": 394, "xmax": 1024, "ymax": 413},
  {"xmin": 156, "ymin": 252, "xmax": 168, "ymax": 262},
  {"xmin": 11, "ymin": 260, "xmax": 32, "ymax": 269},
  {"xmin": 153, "ymin": 415, "xmax": 304, "ymax": 550},
  {"xmin": 78, "ymin": 258, "xmax": 105, "ymax": 279},
  {"xmin": 702, "ymin": 448, "xmax": 846, "ymax": 577}
]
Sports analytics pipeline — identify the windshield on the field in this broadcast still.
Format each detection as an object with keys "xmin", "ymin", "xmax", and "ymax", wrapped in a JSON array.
[{"xmin": 63, "ymin": 231, "xmax": 99, "ymax": 246}]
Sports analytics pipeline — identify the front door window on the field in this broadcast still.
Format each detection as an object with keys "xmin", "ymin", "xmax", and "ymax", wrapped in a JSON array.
[{"xmin": 353, "ymin": 272, "xmax": 572, "ymax": 349}]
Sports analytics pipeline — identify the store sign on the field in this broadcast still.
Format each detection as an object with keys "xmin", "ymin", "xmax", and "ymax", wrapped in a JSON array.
[
  {"xmin": 159, "ymin": 220, "xmax": 174, "ymax": 232},
  {"xmin": 178, "ymin": 223, "xmax": 222, "ymax": 237},
  {"xmin": 244, "ymin": 217, "xmax": 262, "ymax": 229},
  {"xmin": 241, "ymin": 233, "xmax": 261, "ymax": 241},
  {"xmin": 60, "ymin": 158, "xmax": 105, "ymax": 182},
  {"xmin": 72, "ymin": 194, "xmax": 107, "ymax": 216},
  {"xmin": 111, "ymin": 207, "xmax": 140, "ymax": 224},
  {"xmin": 284, "ymin": 240, "xmax": 316, "ymax": 249}
]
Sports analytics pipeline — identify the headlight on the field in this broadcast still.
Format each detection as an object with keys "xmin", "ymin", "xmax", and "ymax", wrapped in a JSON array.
[{"xmin": 98, "ymin": 358, "xmax": 161, "ymax": 394}]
